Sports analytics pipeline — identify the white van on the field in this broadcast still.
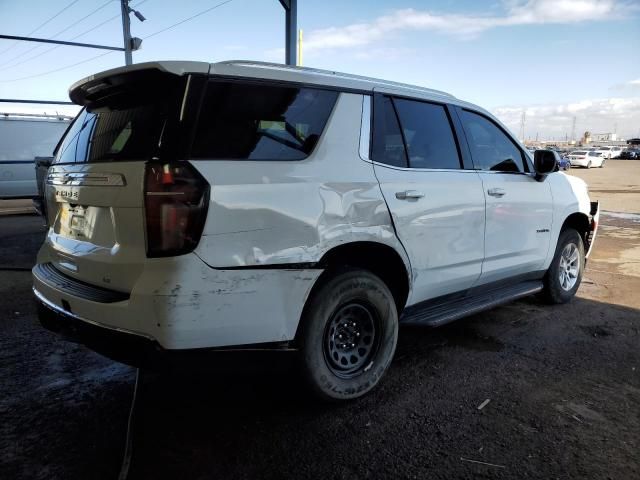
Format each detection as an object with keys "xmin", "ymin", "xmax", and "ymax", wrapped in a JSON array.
[
  {"xmin": 0, "ymin": 113, "xmax": 71, "ymax": 199},
  {"xmin": 33, "ymin": 61, "xmax": 599, "ymax": 400}
]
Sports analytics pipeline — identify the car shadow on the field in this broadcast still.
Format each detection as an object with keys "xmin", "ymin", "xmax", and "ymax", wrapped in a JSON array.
[{"xmin": 121, "ymin": 295, "xmax": 640, "ymax": 480}]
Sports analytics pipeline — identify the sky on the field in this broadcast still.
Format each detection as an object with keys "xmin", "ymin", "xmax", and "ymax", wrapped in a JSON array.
[{"xmin": 0, "ymin": 0, "xmax": 638, "ymax": 140}]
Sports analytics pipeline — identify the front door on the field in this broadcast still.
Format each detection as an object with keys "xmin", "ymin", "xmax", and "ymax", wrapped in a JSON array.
[{"xmin": 457, "ymin": 108, "xmax": 552, "ymax": 284}]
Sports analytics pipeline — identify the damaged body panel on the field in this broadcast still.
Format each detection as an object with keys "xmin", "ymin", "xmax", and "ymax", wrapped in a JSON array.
[
  {"xmin": 34, "ymin": 251, "xmax": 321, "ymax": 349},
  {"xmin": 192, "ymin": 93, "xmax": 409, "ymax": 272}
]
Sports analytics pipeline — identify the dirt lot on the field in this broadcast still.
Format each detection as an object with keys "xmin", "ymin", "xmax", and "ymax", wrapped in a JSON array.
[{"xmin": 1, "ymin": 161, "xmax": 639, "ymax": 479}]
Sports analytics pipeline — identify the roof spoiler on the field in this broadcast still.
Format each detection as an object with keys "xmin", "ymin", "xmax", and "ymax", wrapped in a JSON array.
[{"xmin": 68, "ymin": 61, "xmax": 209, "ymax": 106}]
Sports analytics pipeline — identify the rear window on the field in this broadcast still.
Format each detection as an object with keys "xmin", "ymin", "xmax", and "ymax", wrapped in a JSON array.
[
  {"xmin": 190, "ymin": 81, "xmax": 338, "ymax": 161},
  {"xmin": 571, "ymin": 151, "xmax": 587, "ymax": 155},
  {"xmin": 54, "ymin": 73, "xmax": 186, "ymax": 164}
]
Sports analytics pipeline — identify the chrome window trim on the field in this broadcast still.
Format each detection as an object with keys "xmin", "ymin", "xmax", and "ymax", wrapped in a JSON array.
[{"xmin": 368, "ymin": 161, "xmax": 482, "ymax": 173}]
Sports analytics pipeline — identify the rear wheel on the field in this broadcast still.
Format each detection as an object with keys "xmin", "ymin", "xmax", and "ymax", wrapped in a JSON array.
[
  {"xmin": 298, "ymin": 269, "xmax": 398, "ymax": 401},
  {"xmin": 543, "ymin": 228, "xmax": 585, "ymax": 304},
  {"xmin": 586, "ymin": 161, "xmax": 592, "ymax": 169},
  {"xmin": 600, "ymin": 159, "xmax": 606, "ymax": 168}
]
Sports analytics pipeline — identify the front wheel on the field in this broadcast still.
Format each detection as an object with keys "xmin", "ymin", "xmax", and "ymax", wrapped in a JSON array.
[
  {"xmin": 586, "ymin": 161, "xmax": 592, "ymax": 169},
  {"xmin": 298, "ymin": 269, "xmax": 398, "ymax": 401},
  {"xmin": 600, "ymin": 159, "xmax": 606, "ymax": 168},
  {"xmin": 543, "ymin": 229, "xmax": 585, "ymax": 304}
]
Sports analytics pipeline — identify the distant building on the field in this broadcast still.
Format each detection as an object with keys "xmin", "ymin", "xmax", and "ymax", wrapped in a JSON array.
[{"xmin": 591, "ymin": 132, "xmax": 618, "ymax": 142}]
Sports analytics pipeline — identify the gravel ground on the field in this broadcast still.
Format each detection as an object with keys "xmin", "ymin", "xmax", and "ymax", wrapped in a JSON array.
[{"xmin": 1, "ymin": 167, "xmax": 639, "ymax": 479}]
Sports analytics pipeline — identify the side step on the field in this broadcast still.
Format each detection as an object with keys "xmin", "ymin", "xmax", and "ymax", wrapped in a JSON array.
[{"xmin": 400, "ymin": 280, "xmax": 543, "ymax": 327}]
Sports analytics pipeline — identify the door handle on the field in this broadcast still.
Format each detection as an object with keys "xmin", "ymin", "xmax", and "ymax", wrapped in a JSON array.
[
  {"xmin": 487, "ymin": 188, "xmax": 506, "ymax": 197},
  {"xmin": 395, "ymin": 190, "xmax": 425, "ymax": 200}
]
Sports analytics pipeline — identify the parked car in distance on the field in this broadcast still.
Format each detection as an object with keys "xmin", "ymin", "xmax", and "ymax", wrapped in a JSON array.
[
  {"xmin": 619, "ymin": 148, "xmax": 640, "ymax": 160},
  {"xmin": 33, "ymin": 61, "xmax": 600, "ymax": 401},
  {"xmin": 596, "ymin": 145, "xmax": 623, "ymax": 159},
  {"xmin": 557, "ymin": 153, "xmax": 571, "ymax": 170},
  {"xmin": 0, "ymin": 113, "xmax": 72, "ymax": 199},
  {"xmin": 568, "ymin": 150, "xmax": 606, "ymax": 168}
]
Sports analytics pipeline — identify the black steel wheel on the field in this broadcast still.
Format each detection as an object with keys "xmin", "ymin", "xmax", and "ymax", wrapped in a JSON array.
[
  {"xmin": 298, "ymin": 268, "xmax": 398, "ymax": 401},
  {"xmin": 323, "ymin": 301, "xmax": 381, "ymax": 378}
]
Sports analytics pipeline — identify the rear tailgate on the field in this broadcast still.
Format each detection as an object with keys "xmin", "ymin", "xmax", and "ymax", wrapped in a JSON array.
[
  {"xmin": 39, "ymin": 62, "xmax": 208, "ymax": 292},
  {"xmin": 44, "ymin": 162, "xmax": 146, "ymax": 291}
]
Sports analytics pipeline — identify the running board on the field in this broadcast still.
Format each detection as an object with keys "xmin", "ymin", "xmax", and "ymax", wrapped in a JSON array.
[{"xmin": 400, "ymin": 280, "xmax": 544, "ymax": 327}]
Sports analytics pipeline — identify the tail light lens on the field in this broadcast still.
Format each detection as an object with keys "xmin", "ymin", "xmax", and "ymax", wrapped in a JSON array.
[{"xmin": 144, "ymin": 162, "xmax": 209, "ymax": 257}]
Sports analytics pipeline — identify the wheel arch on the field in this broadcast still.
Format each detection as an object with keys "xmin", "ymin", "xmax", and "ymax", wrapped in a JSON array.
[
  {"xmin": 561, "ymin": 211, "xmax": 591, "ymax": 248},
  {"xmin": 297, "ymin": 241, "xmax": 411, "ymax": 339}
]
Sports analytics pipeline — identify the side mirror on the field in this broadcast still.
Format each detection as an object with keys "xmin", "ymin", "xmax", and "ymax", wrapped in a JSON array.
[{"xmin": 533, "ymin": 150, "xmax": 557, "ymax": 181}]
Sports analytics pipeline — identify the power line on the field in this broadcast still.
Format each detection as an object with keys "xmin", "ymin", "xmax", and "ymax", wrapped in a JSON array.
[
  {"xmin": 1, "ymin": 0, "xmax": 148, "ymax": 71},
  {"xmin": 0, "ymin": 0, "xmax": 115, "ymax": 69},
  {"xmin": 0, "ymin": 0, "xmax": 82, "ymax": 57},
  {"xmin": 143, "ymin": 0, "xmax": 236, "ymax": 40},
  {"xmin": 0, "ymin": 49, "xmax": 115, "ymax": 84},
  {"xmin": 0, "ymin": 0, "xmax": 236, "ymax": 84}
]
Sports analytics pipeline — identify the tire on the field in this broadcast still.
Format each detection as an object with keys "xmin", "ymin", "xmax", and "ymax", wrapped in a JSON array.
[
  {"xmin": 586, "ymin": 161, "xmax": 592, "ymax": 169},
  {"xmin": 298, "ymin": 268, "xmax": 398, "ymax": 401},
  {"xmin": 600, "ymin": 160, "xmax": 606, "ymax": 168},
  {"xmin": 543, "ymin": 228, "xmax": 585, "ymax": 304}
]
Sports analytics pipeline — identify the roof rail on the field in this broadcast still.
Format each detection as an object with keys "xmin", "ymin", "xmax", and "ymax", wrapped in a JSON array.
[
  {"xmin": 0, "ymin": 112, "xmax": 74, "ymax": 121},
  {"xmin": 216, "ymin": 60, "xmax": 455, "ymax": 99}
]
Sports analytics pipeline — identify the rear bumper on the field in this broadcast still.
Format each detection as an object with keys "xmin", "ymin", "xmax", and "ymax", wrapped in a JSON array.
[
  {"xmin": 569, "ymin": 159, "xmax": 589, "ymax": 167},
  {"xmin": 32, "ymin": 254, "xmax": 321, "ymax": 350},
  {"xmin": 35, "ymin": 287, "xmax": 164, "ymax": 367},
  {"xmin": 35, "ymin": 288, "xmax": 295, "ymax": 368}
]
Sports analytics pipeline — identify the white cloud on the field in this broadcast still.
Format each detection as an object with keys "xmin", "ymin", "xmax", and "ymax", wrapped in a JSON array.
[
  {"xmin": 300, "ymin": 0, "xmax": 631, "ymax": 54},
  {"xmin": 609, "ymin": 78, "xmax": 640, "ymax": 94},
  {"xmin": 493, "ymin": 97, "xmax": 640, "ymax": 140}
]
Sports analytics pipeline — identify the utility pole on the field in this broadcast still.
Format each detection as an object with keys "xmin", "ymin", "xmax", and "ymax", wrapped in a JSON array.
[
  {"xmin": 279, "ymin": 0, "xmax": 297, "ymax": 66},
  {"xmin": 570, "ymin": 116, "xmax": 576, "ymax": 143},
  {"xmin": 119, "ymin": 0, "xmax": 145, "ymax": 65},
  {"xmin": 121, "ymin": 0, "xmax": 133, "ymax": 65},
  {"xmin": 519, "ymin": 110, "xmax": 526, "ymax": 142}
]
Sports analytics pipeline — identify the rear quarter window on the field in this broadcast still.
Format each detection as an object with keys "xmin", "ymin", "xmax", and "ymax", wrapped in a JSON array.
[{"xmin": 190, "ymin": 81, "xmax": 338, "ymax": 161}]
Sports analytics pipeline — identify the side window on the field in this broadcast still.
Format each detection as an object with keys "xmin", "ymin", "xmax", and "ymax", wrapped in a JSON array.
[
  {"xmin": 460, "ymin": 110, "xmax": 525, "ymax": 173},
  {"xmin": 191, "ymin": 81, "xmax": 338, "ymax": 161},
  {"xmin": 371, "ymin": 95, "xmax": 407, "ymax": 167},
  {"xmin": 393, "ymin": 98, "xmax": 461, "ymax": 169}
]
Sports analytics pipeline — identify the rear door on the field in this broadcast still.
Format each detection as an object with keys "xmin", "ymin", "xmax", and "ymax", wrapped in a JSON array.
[
  {"xmin": 41, "ymin": 68, "xmax": 196, "ymax": 291},
  {"xmin": 455, "ymin": 108, "xmax": 552, "ymax": 285},
  {"xmin": 370, "ymin": 93, "xmax": 485, "ymax": 304}
]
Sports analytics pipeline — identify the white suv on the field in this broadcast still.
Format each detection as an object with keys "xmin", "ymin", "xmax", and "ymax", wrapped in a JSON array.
[
  {"xmin": 33, "ymin": 61, "xmax": 599, "ymax": 400},
  {"xmin": 596, "ymin": 146, "xmax": 622, "ymax": 159}
]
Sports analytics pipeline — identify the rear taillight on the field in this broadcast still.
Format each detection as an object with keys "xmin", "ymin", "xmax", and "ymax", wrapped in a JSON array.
[{"xmin": 144, "ymin": 162, "xmax": 209, "ymax": 257}]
